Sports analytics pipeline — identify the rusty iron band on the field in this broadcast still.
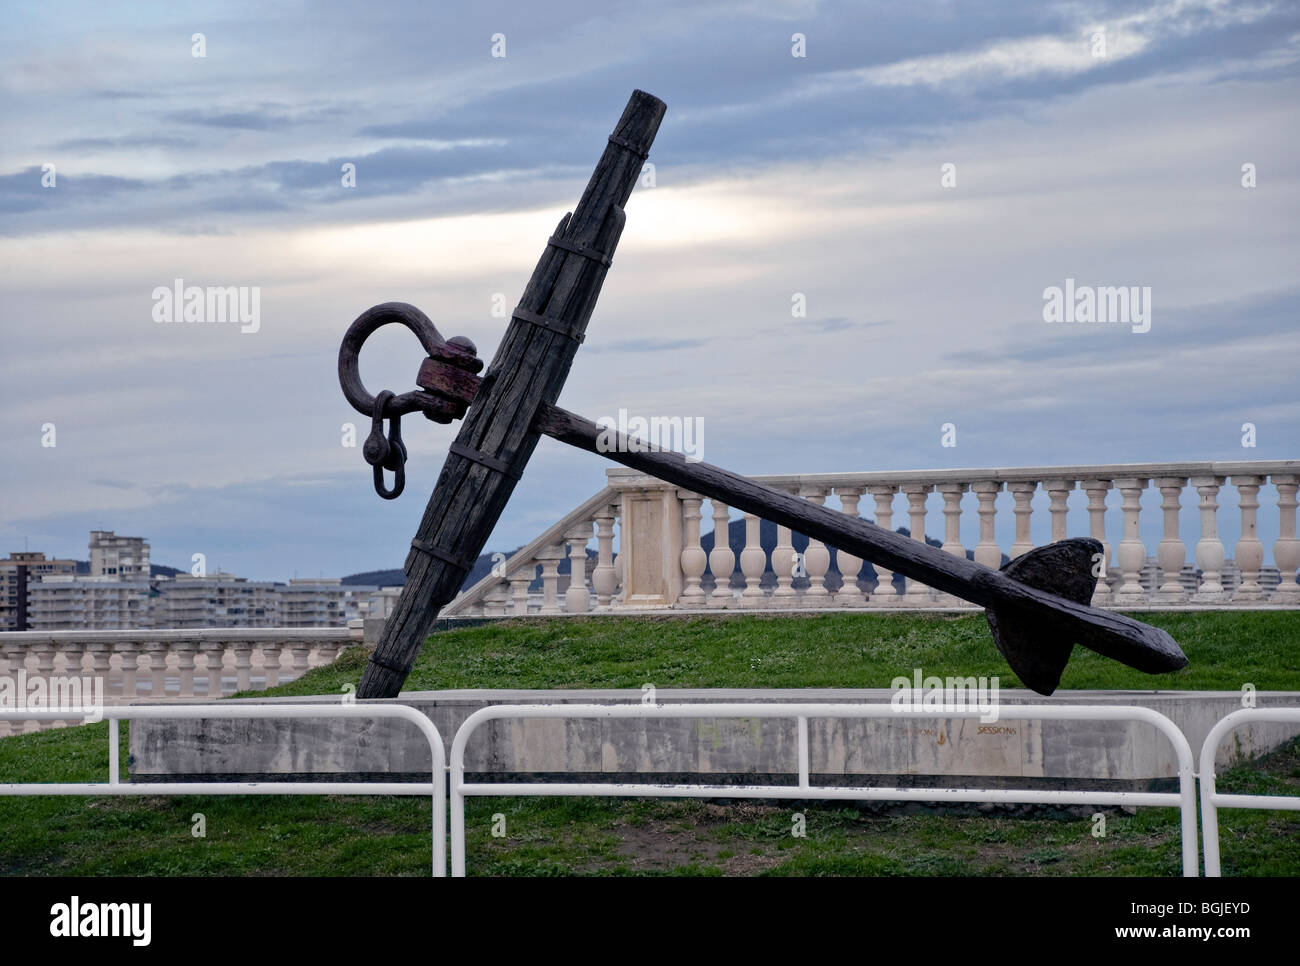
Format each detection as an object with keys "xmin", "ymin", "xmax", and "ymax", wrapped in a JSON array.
[
  {"xmin": 547, "ymin": 235, "xmax": 612, "ymax": 267},
  {"xmin": 512, "ymin": 306, "xmax": 585, "ymax": 345},
  {"xmin": 607, "ymin": 133, "xmax": 648, "ymax": 160},
  {"xmin": 409, "ymin": 537, "xmax": 479, "ymax": 572},
  {"xmin": 448, "ymin": 440, "xmax": 523, "ymax": 481}
]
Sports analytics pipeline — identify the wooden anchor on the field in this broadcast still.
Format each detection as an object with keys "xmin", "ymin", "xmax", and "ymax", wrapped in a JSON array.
[{"xmin": 338, "ymin": 90, "xmax": 1188, "ymax": 699}]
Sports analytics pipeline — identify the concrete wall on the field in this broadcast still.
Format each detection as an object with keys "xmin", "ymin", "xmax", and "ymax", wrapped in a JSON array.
[{"xmin": 129, "ymin": 689, "xmax": 1300, "ymax": 785}]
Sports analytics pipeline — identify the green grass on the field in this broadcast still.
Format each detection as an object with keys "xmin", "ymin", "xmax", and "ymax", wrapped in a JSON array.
[
  {"xmin": 270, "ymin": 610, "xmax": 1300, "ymax": 695},
  {"xmin": 2, "ymin": 611, "xmax": 1298, "ymax": 876}
]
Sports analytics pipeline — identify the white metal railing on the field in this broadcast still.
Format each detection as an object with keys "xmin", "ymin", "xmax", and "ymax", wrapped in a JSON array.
[
  {"xmin": 0, "ymin": 703, "xmax": 447, "ymax": 876},
  {"xmin": 448, "ymin": 702, "xmax": 1200, "ymax": 878},
  {"xmin": 1199, "ymin": 707, "xmax": 1300, "ymax": 877},
  {"xmin": 448, "ymin": 460, "xmax": 1300, "ymax": 615}
]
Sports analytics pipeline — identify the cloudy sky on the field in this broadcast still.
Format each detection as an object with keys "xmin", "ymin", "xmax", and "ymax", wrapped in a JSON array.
[{"xmin": 1, "ymin": 0, "xmax": 1297, "ymax": 580}]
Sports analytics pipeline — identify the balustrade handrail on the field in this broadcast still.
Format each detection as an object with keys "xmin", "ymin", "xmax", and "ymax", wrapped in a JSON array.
[
  {"xmin": 445, "ymin": 458, "xmax": 1300, "ymax": 618},
  {"xmin": 0, "ymin": 626, "xmax": 359, "ymax": 645},
  {"xmin": 608, "ymin": 459, "xmax": 1300, "ymax": 488}
]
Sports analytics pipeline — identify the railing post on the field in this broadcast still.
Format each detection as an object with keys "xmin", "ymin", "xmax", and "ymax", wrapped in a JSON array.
[
  {"xmin": 707, "ymin": 499, "xmax": 736, "ymax": 607},
  {"xmin": 1044, "ymin": 479, "xmax": 1074, "ymax": 543},
  {"xmin": 261, "ymin": 641, "xmax": 283, "ymax": 689},
  {"xmin": 971, "ymin": 481, "xmax": 1003, "ymax": 571},
  {"xmin": 232, "ymin": 640, "xmax": 254, "ymax": 691},
  {"xmin": 799, "ymin": 487, "xmax": 832, "ymax": 603},
  {"xmin": 867, "ymin": 485, "xmax": 899, "ymax": 603},
  {"xmin": 678, "ymin": 493, "xmax": 707, "ymax": 606},
  {"xmin": 1009, "ymin": 482, "xmax": 1037, "ymax": 560},
  {"xmin": 935, "ymin": 482, "xmax": 968, "ymax": 607},
  {"xmin": 772, "ymin": 488, "xmax": 798, "ymax": 604},
  {"xmin": 739, "ymin": 513, "xmax": 767, "ymax": 605},
  {"xmin": 118, "ymin": 641, "xmax": 139, "ymax": 702},
  {"xmin": 1082, "ymin": 479, "xmax": 1113, "ymax": 605},
  {"xmin": 510, "ymin": 566, "xmax": 535, "ymax": 616},
  {"xmin": 903, "ymin": 484, "xmax": 934, "ymax": 603},
  {"xmin": 1231, "ymin": 475, "xmax": 1265, "ymax": 602},
  {"xmin": 146, "ymin": 640, "xmax": 170, "ymax": 698},
  {"xmin": 1113, "ymin": 477, "xmax": 1150, "ymax": 605},
  {"xmin": 1191, "ymin": 475, "xmax": 1228, "ymax": 603},
  {"xmin": 592, "ymin": 506, "xmax": 618, "ymax": 607},
  {"xmin": 1154, "ymin": 477, "xmax": 1188, "ymax": 603},
  {"xmin": 206, "ymin": 641, "xmax": 227, "ymax": 697},
  {"xmin": 538, "ymin": 546, "xmax": 564, "ymax": 615},
  {"xmin": 1272, "ymin": 475, "xmax": 1300, "ymax": 602},
  {"xmin": 175, "ymin": 639, "xmax": 198, "ymax": 697},
  {"xmin": 834, "ymin": 486, "xmax": 865, "ymax": 606},
  {"xmin": 565, "ymin": 522, "xmax": 594, "ymax": 614},
  {"xmin": 0, "ymin": 644, "xmax": 15, "ymax": 737},
  {"xmin": 290, "ymin": 640, "xmax": 313, "ymax": 680}
]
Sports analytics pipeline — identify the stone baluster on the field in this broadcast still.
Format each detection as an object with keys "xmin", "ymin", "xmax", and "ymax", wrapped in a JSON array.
[
  {"xmin": 934, "ymin": 482, "xmax": 968, "ymax": 606},
  {"xmin": 1272, "ymin": 475, "xmax": 1300, "ymax": 603},
  {"xmin": 232, "ymin": 640, "xmax": 254, "ymax": 692},
  {"xmin": 739, "ymin": 513, "xmax": 767, "ymax": 604},
  {"xmin": 175, "ymin": 640, "xmax": 198, "ymax": 697},
  {"xmin": 509, "ymin": 566, "xmax": 534, "ymax": 616},
  {"xmin": 206, "ymin": 642, "xmax": 226, "ymax": 697},
  {"xmin": 5, "ymin": 642, "xmax": 34, "ymax": 733},
  {"xmin": 1113, "ymin": 478, "xmax": 1149, "ymax": 605},
  {"xmin": 118, "ymin": 642, "xmax": 139, "ymax": 701},
  {"xmin": 483, "ymin": 582, "xmax": 510, "ymax": 617},
  {"xmin": 867, "ymin": 485, "xmax": 899, "ymax": 603},
  {"xmin": 1045, "ymin": 479, "xmax": 1075, "ymax": 543},
  {"xmin": 903, "ymin": 484, "xmax": 934, "ymax": 602},
  {"xmin": 0, "ymin": 644, "xmax": 14, "ymax": 736},
  {"xmin": 799, "ymin": 487, "xmax": 832, "ymax": 603},
  {"xmin": 261, "ymin": 642, "xmax": 283, "ymax": 689},
  {"xmin": 146, "ymin": 641, "xmax": 170, "ymax": 699},
  {"xmin": 708, "ymin": 499, "xmax": 736, "ymax": 606},
  {"xmin": 565, "ymin": 522, "xmax": 593, "ymax": 613},
  {"xmin": 834, "ymin": 487, "xmax": 865, "ymax": 605},
  {"xmin": 62, "ymin": 639, "xmax": 86, "ymax": 678},
  {"xmin": 24, "ymin": 641, "xmax": 49, "ymax": 732},
  {"xmin": 1082, "ymin": 479, "xmax": 1113, "ymax": 605},
  {"xmin": 772, "ymin": 490, "xmax": 798, "ymax": 603},
  {"xmin": 1008, "ymin": 482, "xmax": 1037, "ymax": 560},
  {"xmin": 678, "ymin": 493, "xmax": 707, "ymax": 606},
  {"xmin": 612, "ymin": 548, "xmax": 625, "ymax": 606},
  {"xmin": 1154, "ymin": 477, "xmax": 1188, "ymax": 603},
  {"xmin": 317, "ymin": 641, "xmax": 341, "ymax": 667},
  {"xmin": 1191, "ymin": 475, "xmax": 1228, "ymax": 603},
  {"xmin": 87, "ymin": 641, "xmax": 113, "ymax": 703},
  {"xmin": 290, "ymin": 640, "xmax": 313, "ymax": 680},
  {"xmin": 538, "ymin": 546, "xmax": 563, "ymax": 614},
  {"xmin": 1232, "ymin": 475, "xmax": 1265, "ymax": 602},
  {"xmin": 971, "ymin": 482, "xmax": 1003, "ymax": 571},
  {"xmin": 592, "ymin": 507, "xmax": 618, "ymax": 607}
]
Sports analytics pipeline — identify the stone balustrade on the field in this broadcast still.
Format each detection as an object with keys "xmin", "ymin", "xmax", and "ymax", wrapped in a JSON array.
[
  {"xmin": 0, "ymin": 627, "xmax": 359, "ymax": 737},
  {"xmin": 445, "ymin": 461, "xmax": 1300, "ymax": 617}
]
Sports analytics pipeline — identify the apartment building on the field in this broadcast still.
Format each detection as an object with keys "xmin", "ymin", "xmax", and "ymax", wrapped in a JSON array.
[
  {"xmin": 153, "ymin": 572, "xmax": 280, "ymax": 628},
  {"xmin": 0, "ymin": 551, "xmax": 78, "ymax": 631},
  {"xmin": 88, "ymin": 530, "xmax": 150, "ymax": 579},
  {"xmin": 27, "ymin": 575, "xmax": 152, "ymax": 630}
]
